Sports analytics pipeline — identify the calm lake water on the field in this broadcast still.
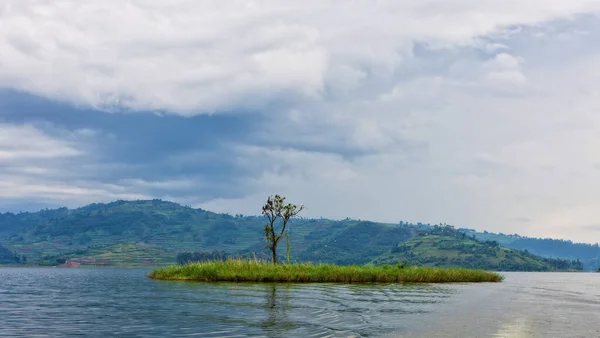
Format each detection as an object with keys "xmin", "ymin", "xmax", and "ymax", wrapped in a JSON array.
[{"xmin": 0, "ymin": 269, "xmax": 599, "ymax": 337}]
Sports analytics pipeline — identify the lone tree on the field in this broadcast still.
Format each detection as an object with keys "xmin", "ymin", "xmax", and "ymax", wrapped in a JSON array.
[{"xmin": 262, "ymin": 195, "xmax": 304, "ymax": 264}]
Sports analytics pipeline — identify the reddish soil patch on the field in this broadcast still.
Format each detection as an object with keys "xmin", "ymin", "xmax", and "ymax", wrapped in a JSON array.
[{"xmin": 57, "ymin": 261, "xmax": 81, "ymax": 268}]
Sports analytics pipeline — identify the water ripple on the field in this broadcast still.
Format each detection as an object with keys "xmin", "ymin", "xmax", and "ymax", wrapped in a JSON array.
[
  {"xmin": 2, "ymin": 269, "xmax": 599, "ymax": 337},
  {"xmin": 0, "ymin": 268, "xmax": 457, "ymax": 337}
]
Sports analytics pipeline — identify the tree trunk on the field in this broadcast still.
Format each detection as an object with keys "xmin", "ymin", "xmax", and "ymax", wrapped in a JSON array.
[{"xmin": 271, "ymin": 246, "xmax": 277, "ymax": 264}]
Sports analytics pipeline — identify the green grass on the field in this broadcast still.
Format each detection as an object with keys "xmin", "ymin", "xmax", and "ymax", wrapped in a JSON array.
[{"xmin": 148, "ymin": 259, "xmax": 504, "ymax": 283}]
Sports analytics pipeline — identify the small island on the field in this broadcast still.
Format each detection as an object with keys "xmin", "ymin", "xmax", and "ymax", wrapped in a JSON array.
[
  {"xmin": 150, "ymin": 195, "xmax": 503, "ymax": 283},
  {"xmin": 149, "ymin": 259, "xmax": 503, "ymax": 283}
]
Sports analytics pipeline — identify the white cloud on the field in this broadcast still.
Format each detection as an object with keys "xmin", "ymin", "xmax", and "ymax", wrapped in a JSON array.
[
  {"xmin": 0, "ymin": 123, "xmax": 150, "ymax": 206},
  {"xmin": 1, "ymin": 1, "xmax": 600, "ymax": 114},
  {"xmin": 199, "ymin": 145, "xmax": 463, "ymax": 226},
  {"xmin": 200, "ymin": 31, "xmax": 600, "ymax": 242},
  {"xmin": 0, "ymin": 174, "xmax": 150, "ymax": 205},
  {"xmin": 4, "ymin": 2, "xmax": 600, "ymax": 243},
  {"xmin": 0, "ymin": 124, "xmax": 81, "ymax": 161},
  {"xmin": 483, "ymin": 53, "xmax": 527, "ymax": 85},
  {"xmin": 117, "ymin": 178, "xmax": 195, "ymax": 191}
]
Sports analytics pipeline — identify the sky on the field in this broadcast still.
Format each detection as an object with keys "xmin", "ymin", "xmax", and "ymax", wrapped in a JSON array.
[{"xmin": 2, "ymin": 1, "xmax": 600, "ymax": 243}]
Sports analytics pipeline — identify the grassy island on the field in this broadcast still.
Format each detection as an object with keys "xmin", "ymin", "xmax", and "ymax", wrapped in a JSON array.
[{"xmin": 148, "ymin": 260, "xmax": 504, "ymax": 283}]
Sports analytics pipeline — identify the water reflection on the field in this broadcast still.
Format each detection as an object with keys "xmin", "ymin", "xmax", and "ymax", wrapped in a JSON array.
[
  {"xmin": 260, "ymin": 284, "xmax": 295, "ymax": 337},
  {"xmin": 0, "ymin": 268, "xmax": 461, "ymax": 337},
  {"xmin": 2, "ymin": 269, "xmax": 599, "ymax": 337},
  {"xmin": 492, "ymin": 317, "xmax": 534, "ymax": 338},
  {"xmin": 253, "ymin": 283, "xmax": 455, "ymax": 337}
]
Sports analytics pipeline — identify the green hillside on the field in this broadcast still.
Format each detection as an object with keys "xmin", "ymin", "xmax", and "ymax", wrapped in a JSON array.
[
  {"xmin": 460, "ymin": 228, "xmax": 600, "ymax": 270},
  {"xmin": 40, "ymin": 244, "xmax": 177, "ymax": 267},
  {"xmin": 0, "ymin": 199, "xmax": 585, "ymax": 270},
  {"xmin": 374, "ymin": 227, "xmax": 583, "ymax": 271},
  {"xmin": 0, "ymin": 199, "xmax": 358, "ymax": 265},
  {"xmin": 0, "ymin": 243, "xmax": 20, "ymax": 265},
  {"xmin": 297, "ymin": 221, "xmax": 416, "ymax": 265}
]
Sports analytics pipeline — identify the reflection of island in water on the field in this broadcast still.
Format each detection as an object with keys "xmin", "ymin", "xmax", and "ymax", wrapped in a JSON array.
[{"xmin": 260, "ymin": 284, "xmax": 296, "ymax": 337}]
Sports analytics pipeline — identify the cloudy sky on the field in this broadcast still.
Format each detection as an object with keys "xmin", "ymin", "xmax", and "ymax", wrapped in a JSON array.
[{"xmin": 2, "ymin": 1, "xmax": 600, "ymax": 242}]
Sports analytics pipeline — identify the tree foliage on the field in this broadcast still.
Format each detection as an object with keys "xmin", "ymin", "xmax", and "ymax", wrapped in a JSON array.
[{"xmin": 262, "ymin": 195, "xmax": 304, "ymax": 264}]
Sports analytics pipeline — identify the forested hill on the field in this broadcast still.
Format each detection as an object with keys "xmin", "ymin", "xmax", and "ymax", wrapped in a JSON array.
[
  {"xmin": 0, "ymin": 199, "xmax": 589, "ymax": 270},
  {"xmin": 0, "ymin": 243, "xmax": 20, "ymax": 265},
  {"xmin": 459, "ymin": 229, "xmax": 600, "ymax": 270},
  {"xmin": 0, "ymin": 199, "xmax": 371, "ymax": 265},
  {"xmin": 374, "ymin": 226, "xmax": 582, "ymax": 271}
]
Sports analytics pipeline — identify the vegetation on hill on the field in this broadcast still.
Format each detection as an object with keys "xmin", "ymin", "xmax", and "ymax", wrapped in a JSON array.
[
  {"xmin": 0, "ymin": 243, "xmax": 20, "ymax": 265},
  {"xmin": 374, "ymin": 226, "xmax": 583, "ymax": 271},
  {"xmin": 149, "ymin": 259, "xmax": 503, "ymax": 283},
  {"xmin": 460, "ymin": 229, "xmax": 600, "ymax": 270},
  {"xmin": 0, "ymin": 200, "xmax": 355, "ymax": 265},
  {"xmin": 37, "ymin": 244, "xmax": 176, "ymax": 267},
  {"xmin": 0, "ymin": 199, "xmax": 590, "ymax": 271},
  {"xmin": 297, "ymin": 221, "xmax": 416, "ymax": 265},
  {"xmin": 0, "ymin": 208, "xmax": 68, "ymax": 236}
]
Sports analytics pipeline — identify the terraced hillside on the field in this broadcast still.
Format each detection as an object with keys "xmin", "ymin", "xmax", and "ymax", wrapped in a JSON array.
[
  {"xmin": 460, "ymin": 228, "xmax": 600, "ymax": 271},
  {"xmin": 374, "ymin": 227, "xmax": 583, "ymax": 271},
  {"xmin": 51, "ymin": 244, "xmax": 177, "ymax": 267},
  {"xmin": 0, "ymin": 200, "xmax": 585, "ymax": 270},
  {"xmin": 297, "ymin": 221, "xmax": 416, "ymax": 265},
  {"xmin": 0, "ymin": 200, "xmax": 362, "ymax": 265}
]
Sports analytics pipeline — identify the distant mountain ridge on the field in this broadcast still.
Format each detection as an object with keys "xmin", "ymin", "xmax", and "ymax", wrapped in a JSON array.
[
  {"xmin": 0, "ymin": 199, "xmax": 364, "ymax": 266},
  {"xmin": 0, "ymin": 199, "xmax": 592, "ymax": 270},
  {"xmin": 459, "ymin": 228, "xmax": 600, "ymax": 270},
  {"xmin": 375, "ymin": 226, "xmax": 582, "ymax": 271}
]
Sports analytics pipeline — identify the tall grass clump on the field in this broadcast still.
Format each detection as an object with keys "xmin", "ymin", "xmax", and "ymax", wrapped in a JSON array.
[{"xmin": 148, "ymin": 259, "xmax": 503, "ymax": 283}]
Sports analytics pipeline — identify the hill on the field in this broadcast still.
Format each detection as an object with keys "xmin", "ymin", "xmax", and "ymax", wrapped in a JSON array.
[
  {"xmin": 0, "ymin": 199, "xmax": 586, "ymax": 271},
  {"xmin": 374, "ymin": 226, "xmax": 582, "ymax": 271},
  {"xmin": 0, "ymin": 199, "xmax": 359, "ymax": 265},
  {"xmin": 296, "ymin": 221, "xmax": 416, "ymax": 265},
  {"xmin": 43, "ymin": 244, "xmax": 177, "ymax": 268},
  {"xmin": 459, "ymin": 229, "xmax": 600, "ymax": 270},
  {"xmin": 0, "ymin": 243, "xmax": 20, "ymax": 265}
]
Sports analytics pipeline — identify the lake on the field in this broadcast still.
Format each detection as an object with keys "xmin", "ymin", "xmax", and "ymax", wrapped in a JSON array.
[{"xmin": 0, "ymin": 269, "xmax": 598, "ymax": 337}]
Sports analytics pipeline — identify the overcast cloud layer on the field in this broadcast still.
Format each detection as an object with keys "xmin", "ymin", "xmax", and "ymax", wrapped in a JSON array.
[{"xmin": 2, "ymin": 1, "xmax": 600, "ymax": 242}]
